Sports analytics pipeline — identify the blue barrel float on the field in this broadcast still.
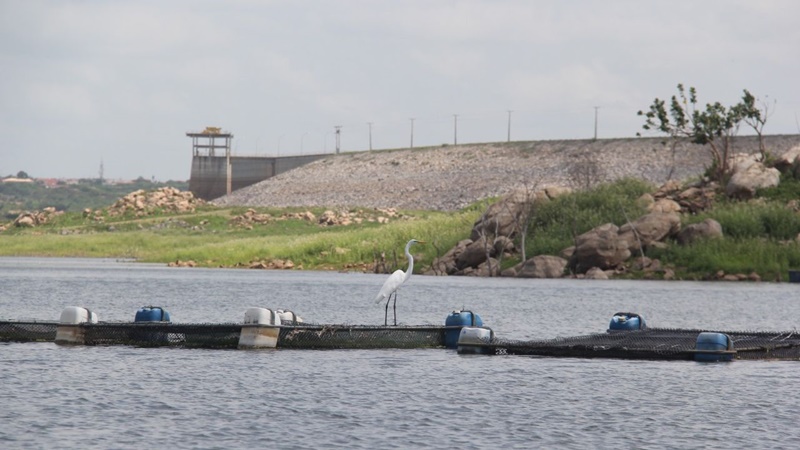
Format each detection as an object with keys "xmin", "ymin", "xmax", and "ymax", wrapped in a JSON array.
[
  {"xmin": 135, "ymin": 306, "xmax": 171, "ymax": 323},
  {"xmin": 445, "ymin": 310, "xmax": 483, "ymax": 349},
  {"xmin": 608, "ymin": 312, "xmax": 646, "ymax": 331},
  {"xmin": 694, "ymin": 332, "xmax": 735, "ymax": 362},
  {"xmin": 131, "ymin": 306, "xmax": 172, "ymax": 345}
]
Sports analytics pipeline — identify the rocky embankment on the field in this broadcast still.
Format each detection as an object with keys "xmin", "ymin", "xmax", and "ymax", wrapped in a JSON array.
[
  {"xmin": 428, "ymin": 143, "xmax": 800, "ymax": 281},
  {"xmin": 212, "ymin": 135, "xmax": 800, "ymax": 211}
]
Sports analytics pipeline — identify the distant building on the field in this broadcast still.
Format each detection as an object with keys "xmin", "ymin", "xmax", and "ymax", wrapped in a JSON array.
[{"xmin": 1, "ymin": 177, "xmax": 34, "ymax": 184}]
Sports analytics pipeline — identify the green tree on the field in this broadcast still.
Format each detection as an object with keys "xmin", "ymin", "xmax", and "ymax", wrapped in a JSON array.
[
  {"xmin": 16, "ymin": 171, "xmax": 29, "ymax": 179},
  {"xmin": 638, "ymin": 84, "xmax": 765, "ymax": 181}
]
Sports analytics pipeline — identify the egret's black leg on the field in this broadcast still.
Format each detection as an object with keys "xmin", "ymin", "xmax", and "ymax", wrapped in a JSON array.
[
  {"xmin": 384, "ymin": 297, "xmax": 390, "ymax": 326},
  {"xmin": 392, "ymin": 293, "xmax": 397, "ymax": 326}
]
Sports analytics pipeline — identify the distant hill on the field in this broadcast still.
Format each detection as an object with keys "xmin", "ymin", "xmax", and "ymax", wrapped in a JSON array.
[{"xmin": 0, "ymin": 179, "xmax": 188, "ymax": 219}]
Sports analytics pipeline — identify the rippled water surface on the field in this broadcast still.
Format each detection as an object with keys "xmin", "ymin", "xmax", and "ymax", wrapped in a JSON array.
[{"xmin": 2, "ymin": 257, "xmax": 799, "ymax": 449}]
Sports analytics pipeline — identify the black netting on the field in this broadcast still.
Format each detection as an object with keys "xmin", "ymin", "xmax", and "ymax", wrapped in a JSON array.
[
  {"xmin": 81, "ymin": 323, "xmax": 243, "ymax": 348},
  {"xmin": 278, "ymin": 325, "xmax": 448, "ymax": 349},
  {"xmin": 482, "ymin": 328, "xmax": 800, "ymax": 361},
  {"xmin": 0, "ymin": 321, "xmax": 58, "ymax": 342},
  {"xmin": 5, "ymin": 319, "xmax": 800, "ymax": 360}
]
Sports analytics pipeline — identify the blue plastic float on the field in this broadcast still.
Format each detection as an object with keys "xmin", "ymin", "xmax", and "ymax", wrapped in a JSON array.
[
  {"xmin": 608, "ymin": 312, "xmax": 646, "ymax": 331},
  {"xmin": 445, "ymin": 310, "xmax": 483, "ymax": 349},
  {"xmin": 134, "ymin": 306, "xmax": 171, "ymax": 323},
  {"xmin": 694, "ymin": 332, "xmax": 734, "ymax": 362}
]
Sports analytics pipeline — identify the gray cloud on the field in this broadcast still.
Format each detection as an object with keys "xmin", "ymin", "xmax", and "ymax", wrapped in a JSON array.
[{"xmin": 1, "ymin": 0, "xmax": 798, "ymax": 180}]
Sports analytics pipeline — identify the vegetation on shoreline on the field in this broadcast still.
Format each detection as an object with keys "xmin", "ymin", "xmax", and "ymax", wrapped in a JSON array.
[
  {"xmin": 0, "ymin": 202, "xmax": 483, "ymax": 272},
  {"xmin": 2, "ymin": 177, "xmax": 800, "ymax": 281},
  {"xmin": 0, "ymin": 178, "xmax": 188, "ymax": 219}
]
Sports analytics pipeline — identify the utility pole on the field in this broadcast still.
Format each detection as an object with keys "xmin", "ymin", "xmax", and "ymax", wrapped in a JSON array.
[
  {"xmin": 507, "ymin": 110, "xmax": 513, "ymax": 142},
  {"xmin": 453, "ymin": 114, "xmax": 459, "ymax": 145},
  {"xmin": 367, "ymin": 122, "xmax": 373, "ymax": 151},
  {"xmin": 409, "ymin": 118, "xmax": 415, "ymax": 149},
  {"xmin": 334, "ymin": 126, "xmax": 342, "ymax": 154},
  {"xmin": 594, "ymin": 106, "xmax": 600, "ymax": 141}
]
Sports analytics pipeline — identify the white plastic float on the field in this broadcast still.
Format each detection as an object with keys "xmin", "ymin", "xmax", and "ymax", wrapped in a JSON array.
[
  {"xmin": 237, "ymin": 307, "xmax": 302, "ymax": 349},
  {"xmin": 54, "ymin": 306, "xmax": 98, "ymax": 345}
]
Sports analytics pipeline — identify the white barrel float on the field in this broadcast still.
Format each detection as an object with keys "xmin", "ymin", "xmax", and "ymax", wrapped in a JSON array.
[
  {"xmin": 694, "ymin": 332, "xmax": 735, "ymax": 362},
  {"xmin": 238, "ymin": 308, "xmax": 283, "ymax": 349},
  {"xmin": 55, "ymin": 306, "xmax": 99, "ymax": 345},
  {"xmin": 275, "ymin": 309, "xmax": 303, "ymax": 325},
  {"xmin": 456, "ymin": 326, "xmax": 494, "ymax": 355}
]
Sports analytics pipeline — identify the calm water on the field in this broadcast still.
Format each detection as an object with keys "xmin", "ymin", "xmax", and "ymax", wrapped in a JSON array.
[{"xmin": 1, "ymin": 257, "xmax": 798, "ymax": 449}]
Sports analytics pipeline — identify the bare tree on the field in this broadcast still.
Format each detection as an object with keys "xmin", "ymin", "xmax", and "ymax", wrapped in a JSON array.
[
  {"xmin": 741, "ymin": 93, "xmax": 775, "ymax": 161},
  {"xmin": 567, "ymin": 148, "xmax": 604, "ymax": 190}
]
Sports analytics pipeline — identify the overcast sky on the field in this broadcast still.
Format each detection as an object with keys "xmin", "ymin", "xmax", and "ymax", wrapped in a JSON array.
[{"xmin": 1, "ymin": 0, "xmax": 799, "ymax": 181}]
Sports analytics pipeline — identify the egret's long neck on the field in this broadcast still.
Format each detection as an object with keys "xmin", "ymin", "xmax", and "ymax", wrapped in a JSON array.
[{"xmin": 404, "ymin": 242, "xmax": 414, "ymax": 281}]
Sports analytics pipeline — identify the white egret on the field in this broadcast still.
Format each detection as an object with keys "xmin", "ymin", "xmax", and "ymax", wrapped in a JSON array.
[{"xmin": 374, "ymin": 239, "xmax": 424, "ymax": 326}]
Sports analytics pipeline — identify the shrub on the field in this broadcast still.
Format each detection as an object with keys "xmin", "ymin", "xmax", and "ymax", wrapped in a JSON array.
[{"xmin": 525, "ymin": 178, "xmax": 652, "ymax": 255}]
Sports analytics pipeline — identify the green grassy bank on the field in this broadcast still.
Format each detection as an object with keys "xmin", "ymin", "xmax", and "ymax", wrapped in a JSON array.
[
  {"xmin": 2, "ymin": 178, "xmax": 800, "ymax": 281},
  {"xmin": 0, "ymin": 205, "xmax": 483, "ymax": 272}
]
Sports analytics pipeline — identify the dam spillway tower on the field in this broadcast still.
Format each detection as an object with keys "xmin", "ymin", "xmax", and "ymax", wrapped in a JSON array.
[
  {"xmin": 187, "ymin": 126, "xmax": 233, "ymax": 158},
  {"xmin": 187, "ymin": 127, "xmax": 234, "ymax": 200},
  {"xmin": 186, "ymin": 127, "xmax": 330, "ymax": 201}
]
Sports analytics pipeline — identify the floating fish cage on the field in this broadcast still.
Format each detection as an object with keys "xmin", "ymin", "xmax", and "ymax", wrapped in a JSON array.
[
  {"xmin": 4, "ymin": 308, "xmax": 800, "ymax": 361},
  {"xmin": 1, "ymin": 307, "xmax": 481, "ymax": 351},
  {"xmin": 0, "ymin": 320, "xmax": 58, "ymax": 343},
  {"xmin": 456, "ymin": 313, "xmax": 800, "ymax": 362}
]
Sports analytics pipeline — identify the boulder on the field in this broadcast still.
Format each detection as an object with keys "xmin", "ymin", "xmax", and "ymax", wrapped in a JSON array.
[
  {"xmin": 726, "ymin": 160, "xmax": 780, "ymax": 199},
  {"xmin": 676, "ymin": 219, "xmax": 723, "ymax": 245},
  {"xmin": 470, "ymin": 187, "xmax": 554, "ymax": 240},
  {"xmin": 319, "ymin": 210, "xmax": 337, "ymax": 226},
  {"xmin": 428, "ymin": 239, "xmax": 472, "ymax": 275},
  {"xmin": 455, "ymin": 237, "xmax": 492, "ymax": 270},
  {"xmin": 774, "ymin": 145, "xmax": 800, "ymax": 173},
  {"xmin": 618, "ymin": 212, "xmax": 681, "ymax": 252},
  {"xmin": 655, "ymin": 180, "xmax": 683, "ymax": 196},
  {"xmin": 631, "ymin": 256, "xmax": 653, "ymax": 271},
  {"xmin": 544, "ymin": 185, "xmax": 572, "ymax": 199},
  {"xmin": 636, "ymin": 193, "xmax": 654, "ymax": 210},
  {"xmin": 514, "ymin": 255, "xmax": 568, "ymax": 278},
  {"xmin": 585, "ymin": 267, "xmax": 609, "ymax": 280},
  {"xmin": 470, "ymin": 198, "xmax": 525, "ymax": 240},
  {"xmin": 569, "ymin": 223, "xmax": 631, "ymax": 273},
  {"xmin": 14, "ymin": 214, "xmax": 35, "ymax": 227},
  {"xmin": 647, "ymin": 198, "xmax": 681, "ymax": 214},
  {"xmin": 493, "ymin": 236, "xmax": 516, "ymax": 255},
  {"xmin": 472, "ymin": 258, "xmax": 502, "ymax": 277}
]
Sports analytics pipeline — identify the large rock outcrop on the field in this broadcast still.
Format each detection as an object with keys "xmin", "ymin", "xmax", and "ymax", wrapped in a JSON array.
[
  {"xmin": 429, "ymin": 185, "xmax": 571, "ymax": 275},
  {"xmin": 106, "ymin": 187, "xmax": 205, "ymax": 217},
  {"xmin": 726, "ymin": 156, "xmax": 780, "ymax": 199},
  {"xmin": 676, "ymin": 219, "xmax": 723, "ymax": 245},
  {"xmin": 773, "ymin": 145, "xmax": 800, "ymax": 173},
  {"xmin": 470, "ymin": 188, "xmax": 557, "ymax": 241},
  {"xmin": 568, "ymin": 223, "xmax": 632, "ymax": 273},
  {"xmin": 618, "ymin": 212, "xmax": 681, "ymax": 252},
  {"xmin": 502, "ymin": 255, "xmax": 568, "ymax": 278}
]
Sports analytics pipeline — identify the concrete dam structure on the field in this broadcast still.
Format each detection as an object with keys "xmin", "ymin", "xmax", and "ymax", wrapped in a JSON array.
[{"xmin": 187, "ymin": 127, "xmax": 328, "ymax": 201}]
